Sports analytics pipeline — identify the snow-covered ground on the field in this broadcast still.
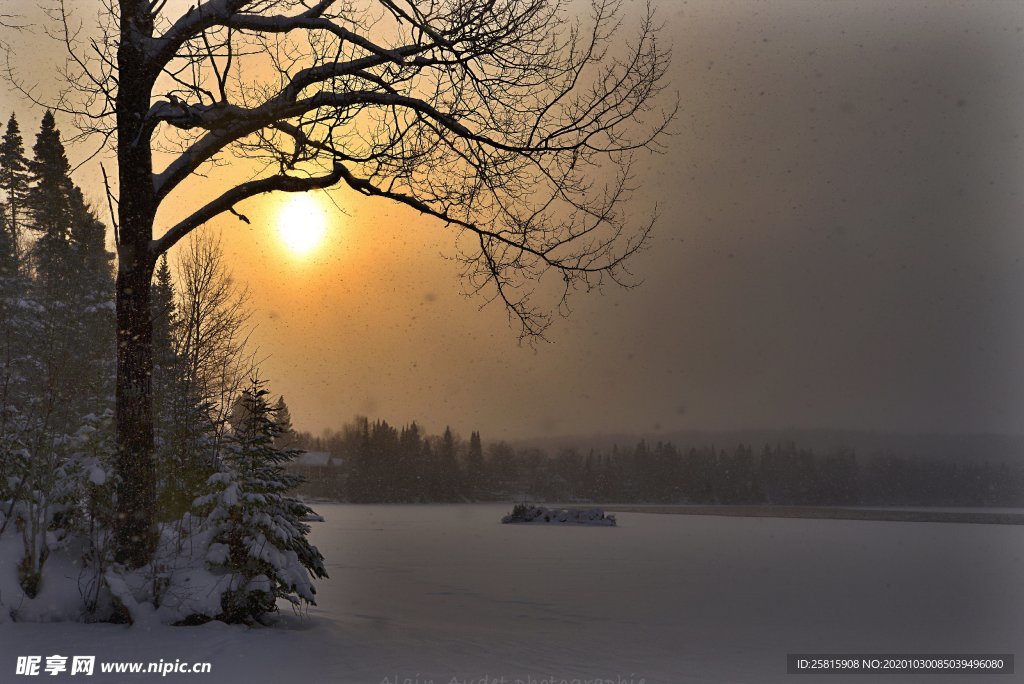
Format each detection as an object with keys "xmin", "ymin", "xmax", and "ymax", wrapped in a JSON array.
[{"xmin": 2, "ymin": 503, "xmax": 1023, "ymax": 683}]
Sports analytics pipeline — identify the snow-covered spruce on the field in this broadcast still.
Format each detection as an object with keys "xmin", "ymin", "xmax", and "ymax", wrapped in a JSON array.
[
  {"xmin": 191, "ymin": 379, "xmax": 327, "ymax": 624},
  {"xmin": 501, "ymin": 504, "xmax": 616, "ymax": 526}
]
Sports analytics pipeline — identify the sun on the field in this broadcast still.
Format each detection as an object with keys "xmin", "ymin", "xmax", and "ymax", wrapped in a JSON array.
[{"xmin": 278, "ymin": 193, "xmax": 329, "ymax": 256}]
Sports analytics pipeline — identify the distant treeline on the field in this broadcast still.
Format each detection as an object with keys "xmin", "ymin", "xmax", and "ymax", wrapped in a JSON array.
[{"xmin": 288, "ymin": 418, "xmax": 1024, "ymax": 507}]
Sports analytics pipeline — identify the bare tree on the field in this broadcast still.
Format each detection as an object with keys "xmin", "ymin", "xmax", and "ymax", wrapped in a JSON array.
[
  {"xmin": 174, "ymin": 231, "xmax": 257, "ymax": 431},
  {"xmin": 18, "ymin": 0, "xmax": 673, "ymax": 567}
]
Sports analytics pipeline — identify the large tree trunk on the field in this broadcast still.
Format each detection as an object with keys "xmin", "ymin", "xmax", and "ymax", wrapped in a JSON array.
[
  {"xmin": 113, "ymin": 260, "xmax": 157, "ymax": 567},
  {"xmin": 113, "ymin": 0, "xmax": 158, "ymax": 568},
  {"xmin": 113, "ymin": 177, "xmax": 158, "ymax": 568}
]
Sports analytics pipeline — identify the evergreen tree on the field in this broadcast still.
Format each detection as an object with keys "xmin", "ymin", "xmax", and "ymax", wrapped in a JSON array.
[
  {"xmin": 0, "ymin": 200, "xmax": 39, "ymax": 409},
  {"xmin": 3, "ymin": 111, "xmax": 118, "ymax": 575},
  {"xmin": 66, "ymin": 186, "xmax": 115, "ymax": 407},
  {"xmin": 0, "ymin": 203, "xmax": 31, "ymax": 500},
  {"xmin": 273, "ymin": 396, "xmax": 293, "ymax": 449},
  {"xmin": 198, "ymin": 378, "xmax": 326, "ymax": 623},
  {"xmin": 20, "ymin": 112, "xmax": 77, "ymax": 428},
  {"xmin": 151, "ymin": 254, "xmax": 214, "ymax": 520},
  {"xmin": 346, "ymin": 416, "xmax": 373, "ymax": 501},
  {"xmin": 0, "ymin": 114, "xmax": 30, "ymax": 264},
  {"xmin": 366, "ymin": 419, "xmax": 398, "ymax": 501},
  {"xmin": 420, "ymin": 438, "xmax": 437, "ymax": 500},
  {"xmin": 0, "ymin": 203, "xmax": 15, "ymax": 279},
  {"xmin": 398, "ymin": 422, "xmax": 423, "ymax": 500},
  {"xmin": 438, "ymin": 426, "xmax": 461, "ymax": 501},
  {"xmin": 465, "ymin": 431, "xmax": 484, "ymax": 498},
  {"xmin": 26, "ymin": 111, "xmax": 74, "ymax": 294},
  {"xmin": 151, "ymin": 255, "xmax": 178, "ymax": 388},
  {"xmin": 0, "ymin": 198, "xmax": 41, "ymax": 534},
  {"xmin": 68, "ymin": 187, "xmax": 114, "ymax": 294}
]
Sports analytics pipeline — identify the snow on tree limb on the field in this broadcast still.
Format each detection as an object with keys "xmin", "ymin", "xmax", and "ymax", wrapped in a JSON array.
[
  {"xmin": 4, "ymin": 0, "xmax": 673, "ymax": 569},
  {"xmin": 123, "ymin": 0, "xmax": 672, "ymax": 337},
  {"xmin": 33, "ymin": 0, "xmax": 673, "ymax": 337}
]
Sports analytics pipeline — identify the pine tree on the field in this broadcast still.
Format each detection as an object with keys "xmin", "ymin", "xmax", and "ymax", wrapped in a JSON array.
[
  {"xmin": 346, "ymin": 416, "xmax": 379, "ymax": 502},
  {"xmin": 26, "ymin": 111, "xmax": 73, "ymax": 294},
  {"xmin": 69, "ymin": 187, "xmax": 114, "ymax": 294},
  {"xmin": 151, "ymin": 255, "xmax": 177, "ymax": 386},
  {"xmin": 0, "ymin": 203, "xmax": 27, "ymax": 499},
  {"xmin": 150, "ymin": 255, "xmax": 185, "ymax": 518},
  {"xmin": 66, "ymin": 186, "xmax": 115, "ymax": 407},
  {"xmin": 151, "ymin": 254, "xmax": 214, "ymax": 521},
  {"xmin": 197, "ymin": 378, "xmax": 326, "ymax": 623},
  {"xmin": 0, "ymin": 114, "xmax": 30, "ymax": 264},
  {"xmin": 398, "ymin": 422, "xmax": 423, "ymax": 501},
  {"xmin": 272, "ymin": 396, "xmax": 293, "ymax": 449},
  {"xmin": 0, "ymin": 203, "xmax": 15, "ymax": 280},
  {"xmin": 465, "ymin": 431, "xmax": 484, "ymax": 499},
  {"xmin": 0, "ymin": 200, "xmax": 37, "ymax": 405},
  {"xmin": 4, "ymin": 112, "xmax": 116, "ymax": 597},
  {"xmin": 438, "ymin": 426, "xmax": 461, "ymax": 501},
  {"xmin": 21, "ymin": 113, "xmax": 77, "ymax": 420},
  {"xmin": 420, "ymin": 438, "xmax": 437, "ymax": 501},
  {"xmin": 0, "ymin": 199, "xmax": 42, "ymax": 530},
  {"xmin": 151, "ymin": 253, "xmax": 184, "ymax": 454},
  {"xmin": 7, "ymin": 111, "xmax": 118, "ymax": 518},
  {"xmin": 151, "ymin": 253, "xmax": 182, "ymax": 439}
]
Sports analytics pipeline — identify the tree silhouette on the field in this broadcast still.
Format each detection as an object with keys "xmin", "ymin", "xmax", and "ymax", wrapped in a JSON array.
[
  {"xmin": 0, "ymin": 114, "xmax": 29, "ymax": 263},
  {"xmin": 26, "ymin": 112, "xmax": 74, "ymax": 296},
  {"xmin": 29, "ymin": 0, "xmax": 673, "ymax": 566}
]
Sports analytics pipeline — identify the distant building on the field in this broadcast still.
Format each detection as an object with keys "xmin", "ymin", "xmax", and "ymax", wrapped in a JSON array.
[{"xmin": 293, "ymin": 451, "xmax": 335, "ymax": 467}]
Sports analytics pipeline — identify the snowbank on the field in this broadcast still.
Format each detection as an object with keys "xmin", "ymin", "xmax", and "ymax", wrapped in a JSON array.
[{"xmin": 3, "ymin": 504, "xmax": 1023, "ymax": 683}]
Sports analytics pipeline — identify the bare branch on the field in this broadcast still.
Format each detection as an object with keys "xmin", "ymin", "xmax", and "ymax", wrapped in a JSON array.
[
  {"xmin": 31, "ymin": 0, "xmax": 673, "ymax": 339},
  {"xmin": 154, "ymin": 163, "xmax": 346, "ymax": 254},
  {"xmin": 101, "ymin": 163, "xmax": 120, "ymax": 247}
]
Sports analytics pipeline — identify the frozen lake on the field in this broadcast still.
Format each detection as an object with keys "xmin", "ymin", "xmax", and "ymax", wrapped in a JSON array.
[{"xmin": 2, "ymin": 503, "xmax": 1023, "ymax": 682}]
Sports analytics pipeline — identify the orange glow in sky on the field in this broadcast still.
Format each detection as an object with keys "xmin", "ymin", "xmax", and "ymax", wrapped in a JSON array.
[
  {"xmin": 4, "ymin": 1, "xmax": 1024, "ymax": 440},
  {"xmin": 277, "ymin": 193, "xmax": 330, "ymax": 257}
]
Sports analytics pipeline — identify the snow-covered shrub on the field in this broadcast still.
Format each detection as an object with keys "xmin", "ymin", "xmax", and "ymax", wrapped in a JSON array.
[
  {"xmin": 9, "ymin": 411, "xmax": 116, "ymax": 605},
  {"xmin": 194, "ymin": 379, "xmax": 326, "ymax": 623},
  {"xmin": 501, "ymin": 504, "xmax": 616, "ymax": 526},
  {"xmin": 0, "ymin": 406, "xmax": 31, "ymax": 523},
  {"xmin": 68, "ymin": 411, "xmax": 118, "ymax": 617}
]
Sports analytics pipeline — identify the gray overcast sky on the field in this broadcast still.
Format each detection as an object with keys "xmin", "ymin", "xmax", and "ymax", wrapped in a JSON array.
[
  {"xmin": 627, "ymin": 0, "xmax": 1024, "ymax": 438},
  {"xmin": 3, "ymin": 0, "xmax": 1024, "ymax": 440}
]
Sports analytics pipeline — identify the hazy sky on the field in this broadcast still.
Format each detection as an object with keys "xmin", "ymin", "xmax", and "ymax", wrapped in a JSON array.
[{"xmin": 3, "ymin": 0, "xmax": 1024, "ymax": 440}]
